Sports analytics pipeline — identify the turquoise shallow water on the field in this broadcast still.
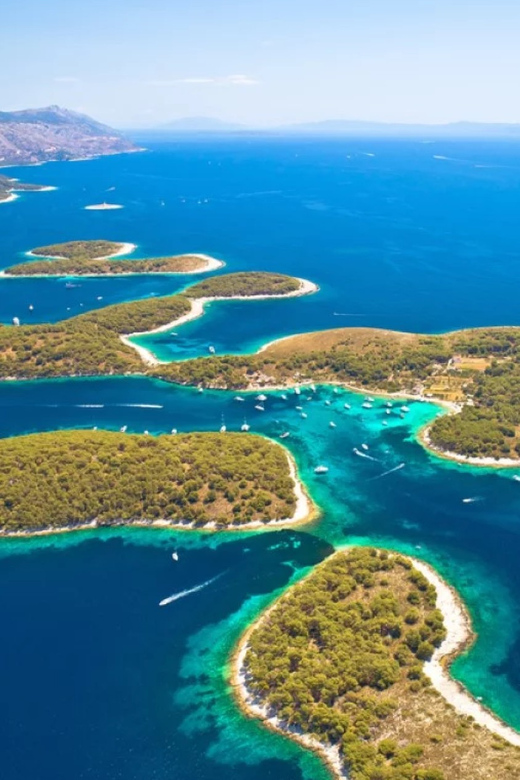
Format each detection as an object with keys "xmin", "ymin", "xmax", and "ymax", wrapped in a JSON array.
[{"xmin": 3, "ymin": 139, "xmax": 520, "ymax": 779}]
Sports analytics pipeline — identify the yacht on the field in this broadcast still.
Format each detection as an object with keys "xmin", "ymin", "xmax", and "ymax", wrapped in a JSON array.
[
  {"xmin": 294, "ymin": 387, "xmax": 301, "ymax": 395},
  {"xmin": 310, "ymin": 384, "xmax": 316, "ymax": 392},
  {"xmin": 281, "ymin": 394, "xmax": 288, "ymax": 400},
  {"xmin": 344, "ymin": 403, "xmax": 351, "ymax": 410},
  {"xmin": 314, "ymin": 465, "xmax": 329, "ymax": 474},
  {"xmin": 241, "ymin": 421, "xmax": 250, "ymax": 432},
  {"xmin": 400, "ymin": 405, "xmax": 410, "ymax": 413},
  {"xmin": 172, "ymin": 551, "xmax": 179, "ymax": 561},
  {"xmin": 256, "ymin": 394, "xmax": 267, "ymax": 402},
  {"xmin": 362, "ymin": 401, "xmax": 373, "ymax": 409},
  {"xmin": 329, "ymin": 421, "xmax": 337, "ymax": 428},
  {"xmin": 198, "ymin": 386, "xmax": 204, "ymax": 393},
  {"xmin": 296, "ymin": 405, "xmax": 303, "ymax": 411},
  {"xmin": 325, "ymin": 400, "xmax": 331, "ymax": 406},
  {"xmin": 234, "ymin": 396, "xmax": 245, "ymax": 402},
  {"xmin": 219, "ymin": 416, "xmax": 226, "ymax": 433},
  {"xmin": 144, "ymin": 430, "xmax": 149, "ymax": 436},
  {"xmin": 361, "ymin": 443, "xmax": 369, "ymax": 450},
  {"xmin": 120, "ymin": 425, "xmax": 127, "ymax": 433},
  {"xmin": 208, "ymin": 345, "xmax": 216, "ymax": 354},
  {"xmin": 171, "ymin": 428, "xmax": 177, "ymax": 435},
  {"xmin": 301, "ymin": 412, "xmax": 308, "ymax": 419},
  {"xmin": 255, "ymin": 404, "xmax": 265, "ymax": 411},
  {"xmin": 280, "ymin": 432, "xmax": 290, "ymax": 439},
  {"xmin": 28, "ymin": 304, "xmax": 34, "ymax": 311}
]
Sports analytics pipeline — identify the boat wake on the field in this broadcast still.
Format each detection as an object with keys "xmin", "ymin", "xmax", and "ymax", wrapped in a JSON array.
[
  {"xmin": 369, "ymin": 462, "xmax": 406, "ymax": 481},
  {"xmin": 115, "ymin": 403, "xmax": 164, "ymax": 409},
  {"xmin": 159, "ymin": 571, "xmax": 226, "ymax": 607},
  {"xmin": 353, "ymin": 447, "xmax": 380, "ymax": 462}
]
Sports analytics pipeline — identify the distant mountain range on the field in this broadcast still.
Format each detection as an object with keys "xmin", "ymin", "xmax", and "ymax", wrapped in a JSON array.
[
  {"xmin": 0, "ymin": 106, "xmax": 139, "ymax": 167},
  {"xmin": 161, "ymin": 116, "xmax": 245, "ymax": 132},
  {"xmin": 149, "ymin": 116, "xmax": 520, "ymax": 138}
]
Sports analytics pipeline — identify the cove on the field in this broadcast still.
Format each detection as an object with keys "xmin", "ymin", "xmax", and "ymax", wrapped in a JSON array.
[{"xmin": 2, "ymin": 376, "xmax": 520, "ymax": 754}]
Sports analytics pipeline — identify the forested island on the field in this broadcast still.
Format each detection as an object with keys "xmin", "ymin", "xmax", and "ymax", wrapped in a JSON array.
[
  {"xmin": 0, "ymin": 272, "xmax": 308, "ymax": 378},
  {"xmin": 0, "ymin": 430, "xmax": 305, "ymax": 534},
  {"xmin": 186, "ymin": 271, "xmax": 304, "ymax": 298},
  {"xmin": 5, "ymin": 240, "xmax": 221, "ymax": 276},
  {"xmin": 237, "ymin": 547, "xmax": 520, "ymax": 780},
  {"xmin": 0, "ymin": 173, "xmax": 51, "ymax": 202},
  {"xmin": 154, "ymin": 326, "xmax": 520, "ymax": 462}
]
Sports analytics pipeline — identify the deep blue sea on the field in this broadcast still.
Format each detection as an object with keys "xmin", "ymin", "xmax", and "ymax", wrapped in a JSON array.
[{"xmin": 3, "ymin": 137, "xmax": 520, "ymax": 780}]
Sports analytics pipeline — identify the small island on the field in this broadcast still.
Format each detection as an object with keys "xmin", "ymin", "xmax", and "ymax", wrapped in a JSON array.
[
  {"xmin": 0, "ymin": 173, "xmax": 54, "ymax": 203},
  {"xmin": 5, "ymin": 239, "xmax": 224, "ymax": 276},
  {"xmin": 236, "ymin": 547, "xmax": 520, "ymax": 780},
  {"xmin": 0, "ymin": 429, "xmax": 312, "ymax": 535}
]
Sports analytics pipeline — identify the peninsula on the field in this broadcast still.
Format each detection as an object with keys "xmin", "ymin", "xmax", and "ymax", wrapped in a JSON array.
[
  {"xmin": 235, "ymin": 547, "xmax": 520, "ymax": 780},
  {"xmin": 0, "ymin": 429, "xmax": 313, "ymax": 535},
  {"xmin": 5, "ymin": 239, "xmax": 224, "ymax": 276},
  {"xmin": 0, "ymin": 271, "xmax": 315, "ymax": 377}
]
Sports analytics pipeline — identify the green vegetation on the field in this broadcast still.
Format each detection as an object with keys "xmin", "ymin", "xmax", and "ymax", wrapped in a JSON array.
[
  {"xmin": 242, "ymin": 548, "xmax": 520, "ymax": 780},
  {"xmin": 6, "ymin": 240, "xmax": 212, "ymax": 275},
  {"xmin": 187, "ymin": 271, "xmax": 302, "ymax": 298},
  {"xmin": 0, "ymin": 271, "xmax": 304, "ymax": 380},
  {"xmin": 30, "ymin": 240, "xmax": 123, "ymax": 261},
  {"xmin": 3, "ymin": 270, "xmax": 520, "ymax": 462},
  {"xmin": 0, "ymin": 430, "xmax": 300, "ymax": 533},
  {"xmin": 0, "ymin": 173, "xmax": 45, "ymax": 201},
  {"xmin": 154, "ymin": 326, "xmax": 520, "ymax": 461},
  {"xmin": 75, "ymin": 294, "xmax": 192, "ymax": 334},
  {"xmin": 0, "ymin": 294, "xmax": 192, "ymax": 378}
]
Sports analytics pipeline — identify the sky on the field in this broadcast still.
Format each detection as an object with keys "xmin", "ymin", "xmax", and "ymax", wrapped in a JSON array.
[{"xmin": 3, "ymin": 0, "xmax": 520, "ymax": 128}]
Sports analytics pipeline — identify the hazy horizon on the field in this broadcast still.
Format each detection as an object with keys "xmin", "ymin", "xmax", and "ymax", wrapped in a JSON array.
[{"xmin": 3, "ymin": 0, "xmax": 520, "ymax": 129}]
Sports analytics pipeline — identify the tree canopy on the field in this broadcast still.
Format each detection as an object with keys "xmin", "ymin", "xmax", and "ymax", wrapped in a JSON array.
[
  {"xmin": 243, "ymin": 547, "xmax": 520, "ymax": 780},
  {"xmin": 0, "ymin": 430, "xmax": 299, "ymax": 533},
  {"xmin": 6, "ymin": 240, "xmax": 211, "ymax": 275}
]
